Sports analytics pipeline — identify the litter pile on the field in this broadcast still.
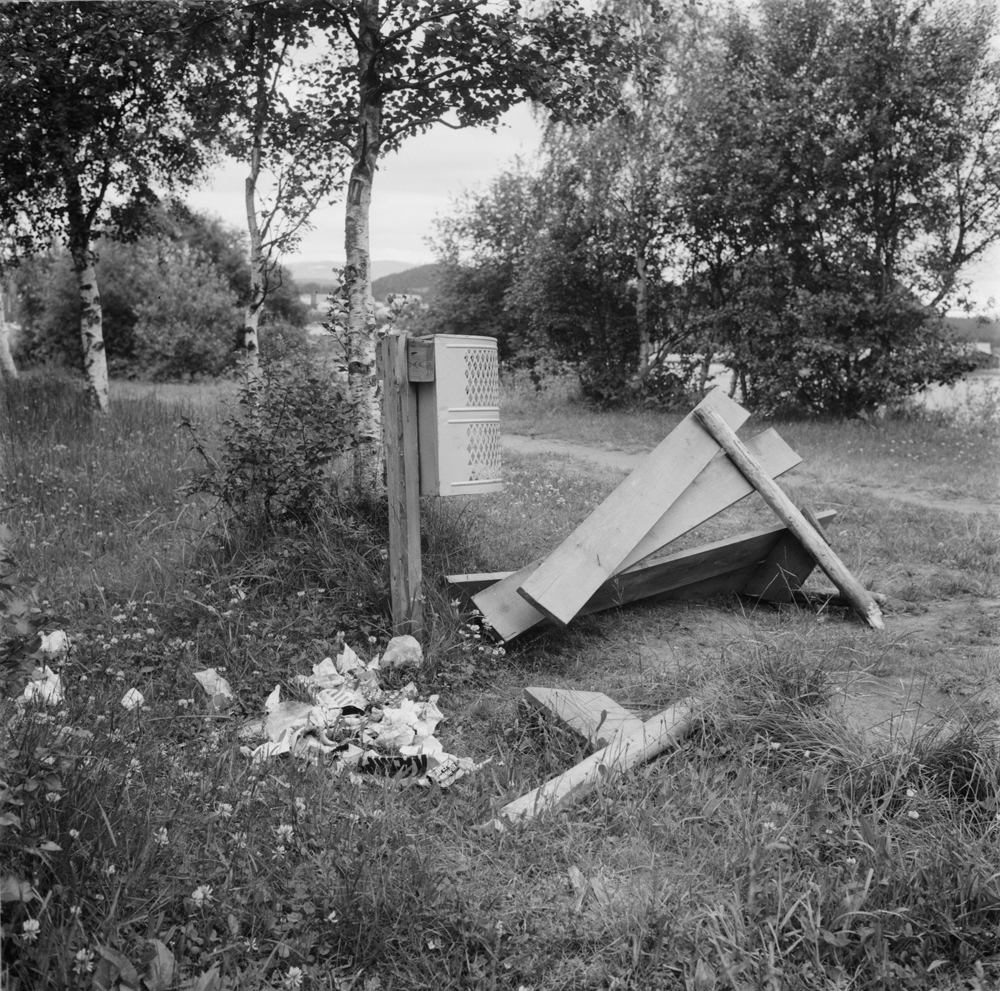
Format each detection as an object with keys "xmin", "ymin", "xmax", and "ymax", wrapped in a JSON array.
[{"xmin": 234, "ymin": 636, "xmax": 486, "ymax": 788}]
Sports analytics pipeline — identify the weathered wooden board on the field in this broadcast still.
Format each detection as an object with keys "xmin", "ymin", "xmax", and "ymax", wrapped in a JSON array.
[
  {"xmin": 740, "ymin": 511, "xmax": 830, "ymax": 603},
  {"xmin": 576, "ymin": 512, "xmax": 836, "ymax": 617},
  {"xmin": 523, "ymin": 687, "xmax": 645, "ymax": 748},
  {"xmin": 381, "ymin": 334, "xmax": 423, "ymax": 634},
  {"xmin": 693, "ymin": 405, "xmax": 884, "ymax": 630},
  {"xmin": 473, "ymin": 425, "xmax": 798, "ymax": 641},
  {"xmin": 618, "ymin": 427, "xmax": 801, "ymax": 572},
  {"xmin": 451, "ymin": 511, "xmax": 837, "ymax": 628},
  {"xmin": 516, "ymin": 389, "xmax": 747, "ymax": 627},
  {"xmin": 486, "ymin": 688, "xmax": 715, "ymax": 828}
]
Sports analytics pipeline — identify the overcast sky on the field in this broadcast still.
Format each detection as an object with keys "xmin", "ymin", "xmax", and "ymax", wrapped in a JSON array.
[
  {"xmin": 185, "ymin": 103, "xmax": 1000, "ymax": 316},
  {"xmin": 184, "ymin": 104, "xmax": 543, "ymax": 269}
]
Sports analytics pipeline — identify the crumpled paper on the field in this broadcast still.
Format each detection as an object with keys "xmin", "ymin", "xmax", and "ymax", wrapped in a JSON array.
[
  {"xmin": 238, "ymin": 643, "xmax": 486, "ymax": 786},
  {"xmin": 194, "ymin": 668, "xmax": 234, "ymax": 710},
  {"xmin": 21, "ymin": 665, "xmax": 64, "ymax": 706}
]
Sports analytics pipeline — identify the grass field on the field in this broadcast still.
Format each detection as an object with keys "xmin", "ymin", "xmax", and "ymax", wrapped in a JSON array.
[{"xmin": 1, "ymin": 367, "xmax": 999, "ymax": 991}]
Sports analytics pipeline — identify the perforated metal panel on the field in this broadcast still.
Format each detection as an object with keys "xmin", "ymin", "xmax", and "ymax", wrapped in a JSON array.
[{"xmin": 416, "ymin": 335, "xmax": 503, "ymax": 497}]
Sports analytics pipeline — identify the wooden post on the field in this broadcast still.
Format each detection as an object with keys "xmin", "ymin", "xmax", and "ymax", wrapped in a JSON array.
[
  {"xmin": 381, "ymin": 334, "xmax": 423, "ymax": 635},
  {"xmin": 693, "ymin": 405, "xmax": 885, "ymax": 630}
]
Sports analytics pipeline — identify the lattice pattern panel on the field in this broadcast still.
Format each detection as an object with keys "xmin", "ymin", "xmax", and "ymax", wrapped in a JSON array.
[
  {"xmin": 464, "ymin": 348, "xmax": 500, "ymax": 408},
  {"xmin": 467, "ymin": 421, "xmax": 502, "ymax": 481}
]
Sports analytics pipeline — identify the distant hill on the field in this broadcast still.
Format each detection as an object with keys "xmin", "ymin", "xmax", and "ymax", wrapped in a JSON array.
[
  {"xmin": 285, "ymin": 259, "xmax": 416, "ymax": 289},
  {"xmin": 371, "ymin": 263, "xmax": 442, "ymax": 302}
]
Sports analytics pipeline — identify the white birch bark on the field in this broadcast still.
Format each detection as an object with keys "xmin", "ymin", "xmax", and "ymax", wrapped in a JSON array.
[
  {"xmin": 631, "ymin": 247, "xmax": 652, "ymax": 390},
  {"xmin": 70, "ymin": 238, "xmax": 109, "ymax": 413},
  {"xmin": 244, "ymin": 159, "xmax": 265, "ymax": 377},
  {"xmin": 345, "ymin": 0, "xmax": 384, "ymax": 495},
  {"xmin": 0, "ymin": 281, "xmax": 18, "ymax": 380}
]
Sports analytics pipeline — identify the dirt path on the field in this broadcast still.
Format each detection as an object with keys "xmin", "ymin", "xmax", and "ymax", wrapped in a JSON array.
[
  {"xmin": 502, "ymin": 431, "xmax": 1000, "ymax": 742},
  {"xmin": 502, "ymin": 433, "xmax": 998, "ymax": 516}
]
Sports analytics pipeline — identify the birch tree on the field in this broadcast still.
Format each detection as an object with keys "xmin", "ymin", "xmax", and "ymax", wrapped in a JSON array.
[
  {"xmin": 0, "ymin": 1, "xmax": 229, "ymax": 411},
  {"xmin": 227, "ymin": 3, "xmax": 347, "ymax": 373},
  {"xmin": 302, "ymin": 0, "xmax": 627, "ymax": 492}
]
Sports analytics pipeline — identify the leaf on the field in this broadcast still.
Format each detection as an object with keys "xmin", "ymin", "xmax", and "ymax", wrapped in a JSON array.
[
  {"xmin": 185, "ymin": 966, "xmax": 220, "ymax": 991},
  {"xmin": 0, "ymin": 873, "xmax": 37, "ymax": 902},
  {"xmin": 93, "ymin": 946, "xmax": 141, "ymax": 991},
  {"xmin": 141, "ymin": 938, "xmax": 176, "ymax": 991}
]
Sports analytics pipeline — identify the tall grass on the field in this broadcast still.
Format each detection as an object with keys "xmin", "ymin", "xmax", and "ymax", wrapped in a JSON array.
[{"xmin": 1, "ymin": 370, "xmax": 998, "ymax": 990}]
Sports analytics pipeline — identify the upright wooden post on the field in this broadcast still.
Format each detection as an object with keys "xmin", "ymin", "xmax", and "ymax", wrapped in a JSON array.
[{"xmin": 380, "ymin": 334, "xmax": 423, "ymax": 635}]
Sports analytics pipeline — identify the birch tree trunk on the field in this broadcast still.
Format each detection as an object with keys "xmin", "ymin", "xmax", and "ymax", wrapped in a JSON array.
[
  {"xmin": 0, "ymin": 281, "xmax": 18, "ymax": 380},
  {"xmin": 244, "ymin": 150, "xmax": 265, "ymax": 377},
  {"xmin": 345, "ymin": 0, "xmax": 383, "ymax": 495},
  {"xmin": 242, "ymin": 28, "xmax": 270, "ymax": 379},
  {"xmin": 632, "ymin": 247, "xmax": 651, "ymax": 390},
  {"xmin": 69, "ymin": 233, "xmax": 109, "ymax": 413}
]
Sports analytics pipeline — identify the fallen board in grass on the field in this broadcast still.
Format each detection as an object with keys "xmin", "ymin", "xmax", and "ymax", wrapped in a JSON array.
[
  {"xmin": 485, "ymin": 687, "xmax": 715, "ymax": 828},
  {"xmin": 450, "ymin": 511, "xmax": 836, "ymax": 624},
  {"xmin": 473, "ymin": 425, "xmax": 800, "ymax": 641},
  {"xmin": 523, "ymin": 687, "xmax": 645, "ymax": 748},
  {"xmin": 516, "ymin": 389, "xmax": 746, "ymax": 628}
]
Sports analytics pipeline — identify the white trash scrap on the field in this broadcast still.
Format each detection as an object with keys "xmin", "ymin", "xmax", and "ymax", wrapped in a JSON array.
[{"xmin": 238, "ymin": 641, "xmax": 486, "ymax": 788}]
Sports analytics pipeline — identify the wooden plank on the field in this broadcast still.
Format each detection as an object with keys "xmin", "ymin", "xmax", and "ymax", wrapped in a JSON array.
[
  {"xmin": 516, "ymin": 390, "xmax": 747, "ymax": 627},
  {"xmin": 523, "ymin": 687, "xmax": 645, "ymax": 748},
  {"xmin": 693, "ymin": 405, "xmax": 884, "ymax": 630},
  {"xmin": 455, "ymin": 511, "xmax": 837, "ymax": 628},
  {"xmin": 474, "ymin": 425, "xmax": 797, "ymax": 641},
  {"xmin": 381, "ymin": 335, "xmax": 423, "ymax": 635},
  {"xmin": 485, "ymin": 688, "xmax": 715, "ymax": 828},
  {"xmin": 618, "ymin": 427, "xmax": 801, "ymax": 572},
  {"xmin": 740, "ymin": 509, "xmax": 831, "ymax": 603},
  {"xmin": 406, "ymin": 338, "xmax": 435, "ymax": 382},
  {"xmin": 576, "ymin": 512, "xmax": 836, "ymax": 617}
]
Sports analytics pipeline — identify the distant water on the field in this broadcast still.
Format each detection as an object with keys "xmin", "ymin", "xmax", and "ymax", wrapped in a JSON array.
[{"xmin": 917, "ymin": 370, "xmax": 1000, "ymax": 421}]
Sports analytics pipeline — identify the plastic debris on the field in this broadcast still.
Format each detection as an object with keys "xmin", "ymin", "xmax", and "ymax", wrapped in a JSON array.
[
  {"xmin": 120, "ymin": 688, "xmax": 145, "ymax": 710},
  {"xmin": 379, "ymin": 634, "xmax": 423, "ymax": 670},
  {"xmin": 21, "ymin": 666, "xmax": 64, "ymax": 706},
  {"xmin": 193, "ymin": 668, "xmax": 234, "ymax": 710},
  {"xmin": 38, "ymin": 630, "xmax": 70, "ymax": 657}
]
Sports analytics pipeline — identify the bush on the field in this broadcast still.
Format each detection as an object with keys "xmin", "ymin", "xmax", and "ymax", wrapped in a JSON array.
[{"xmin": 183, "ymin": 338, "xmax": 356, "ymax": 533}]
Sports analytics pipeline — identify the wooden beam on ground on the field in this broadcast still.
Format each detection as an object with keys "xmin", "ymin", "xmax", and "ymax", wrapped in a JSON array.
[
  {"xmin": 474, "ymin": 424, "xmax": 798, "ymax": 641},
  {"xmin": 516, "ymin": 389, "xmax": 747, "ymax": 627},
  {"xmin": 381, "ymin": 334, "xmax": 423, "ymax": 635},
  {"xmin": 523, "ymin": 687, "xmax": 645, "ymax": 748},
  {"xmin": 450, "ymin": 511, "xmax": 837, "ymax": 628},
  {"xmin": 693, "ymin": 405, "xmax": 884, "ymax": 630},
  {"xmin": 485, "ymin": 688, "xmax": 714, "ymax": 828}
]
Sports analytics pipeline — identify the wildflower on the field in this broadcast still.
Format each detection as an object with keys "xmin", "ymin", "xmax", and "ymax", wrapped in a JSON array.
[
  {"xmin": 293, "ymin": 797, "xmax": 307, "ymax": 815},
  {"xmin": 73, "ymin": 948, "xmax": 95, "ymax": 974},
  {"xmin": 276, "ymin": 823, "xmax": 294, "ymax": 843},
  {"xmin": 69, "ymin": 828, "xmax": 80, "ymax": 839},
  {"xmin": 845, "ymin": 857, "xmax": 857, "ymax": 867},
  {"xmin": 326, "ymin": 910, "xmax": 339, "ymax": 923},
  {"xmin": 104, "ymin": 863, "xmax": 116, "ymax": 876},
  {"xmin": 906, "ymin": 788, "xmax": 916, "ymax": 798},
  {"xmin": 762, "ymin": 821, "xmax": 777, "ymax": 831},
  {"xmin": 216, "ymin": 803, "xmax": 234, "ymax": 819},
  {"xmin": 283, "ymin": 966, "xmax": 304, "ymax": 989},
  {"xmin": 153, "ymin": 826, "xmax": 169, "ymax": 846},
  {"xmin": 907, "ymin": 810, "xmax": 919, "ymax": 820},
  {"xmin": 191, "ymin": 885, "xmax": 213, "ymax": 908},
  {"xmin": 22, "ymin": 919, "xmax": 41, "ymax": 942},
  {"xmin": 45, "ymin": 791, "xmax": 61, "ymax": 803},
  {"xmin": 769, "ymin": 741, "xmax": 781, "ymax": 750}
]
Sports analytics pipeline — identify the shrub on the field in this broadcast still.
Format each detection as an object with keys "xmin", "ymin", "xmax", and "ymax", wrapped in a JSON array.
[{"xmin": 182, "ymin": 337, "xmax": 356, "ymax": 533}]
